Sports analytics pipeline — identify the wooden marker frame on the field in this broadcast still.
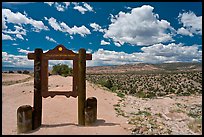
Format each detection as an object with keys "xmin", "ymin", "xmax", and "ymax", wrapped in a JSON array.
[{"xmin": 28, "ymin": 45, "xmax": 92, "ymax": 129}]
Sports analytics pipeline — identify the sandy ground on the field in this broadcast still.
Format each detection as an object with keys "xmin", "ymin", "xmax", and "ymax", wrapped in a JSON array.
[
  {"xmin": 2, "ymin": 73, "xmax": 31, "ymax": 82},
  {"xmin": 2, "ymin": 74, "xmax": 131, "ymax": 135},
  {"xmin": 2, "ymin": 73, "xmax": 202, "ymax": 135}
]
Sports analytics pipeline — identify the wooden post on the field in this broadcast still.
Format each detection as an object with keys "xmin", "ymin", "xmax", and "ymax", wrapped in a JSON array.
[
  {"xmin": 72, "ymin": 57, "xmax": 78, "ymax": 97},
  {"xmin": 86, "ymin": 97, "xmax": 97, "ymax": 122},
  {"xmin": 17, "ymin": 105, "xmax": 32, "ymax": 133},
  {"xmin": 78, "ymin": 48, "xmax": 86, "ymax": 126},
  {"xmin": 33, "ymin": 48, "xmax": 43, "ymax": 130}
]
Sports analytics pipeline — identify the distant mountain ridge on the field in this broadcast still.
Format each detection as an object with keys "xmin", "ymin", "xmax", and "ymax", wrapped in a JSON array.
[{"xmin": 86, "ymin": 62, "xmax": 202, "ymax": 74}]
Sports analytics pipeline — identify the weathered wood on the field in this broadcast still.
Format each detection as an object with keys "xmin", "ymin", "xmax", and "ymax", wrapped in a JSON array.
[
  {"xmin": 72, "ymin": 57, "xmax": 78, "ymax": 97},
  {"xmin": 17, "ymin": 105, "xmax": 32, "ymax": 133},
  {"xmin": 42, "ymin": 91, "xmax": 74, "ymax": 98},
  {"xmin": 26, "ymin": 45, "xmax": 92, "ymax": 128},
  {"xmin": 85, "ymin": 106, "xmax": 95, "ymax": 126},
  {"xmin": 86, "ymin": 97, "xmax": 97, "ymax": 122},
  {"xmin": 33, "ymin": 48, "xmax": 43, "ymax": 130},
  {"xmin": 28, "ymin": 53, "xmax": 92, "ymax": 60},
  {"xmin": 27, "ymin": 45, "xmax": 92, "ymax": 61},
  {"xmin": 78, "ymin": 48, "xmax": 86, "ymax": 126},
  {"xmin": 41, "ymin": 59, "xmax": 48, "ymax": 95}
]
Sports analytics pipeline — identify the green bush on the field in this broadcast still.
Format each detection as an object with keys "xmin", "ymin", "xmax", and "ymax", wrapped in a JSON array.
[
  {"xmin": 136, "ymin": 90, "xmax": 146, "ymax": 98},
  {"xmin": 98, "ymin": 79, "xmax": 113, "ymax": 89},
  {"xmin": 117, "ymin": 92, "xmax": 125, "ymax": 98},
  {"xmin": 52, "ymin": 64, "xmax": 73, "ymax": 77}
]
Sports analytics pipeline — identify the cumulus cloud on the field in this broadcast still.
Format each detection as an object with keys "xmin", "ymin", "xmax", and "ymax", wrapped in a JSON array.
[
  {"xmin": 2, "ymin": 51, "xmax": 34, "ymax": 67},
  {"xmin": 83, "ymin": 2, "xmax": 93, "ymax": 11},
  {"xmin": 178, "ymin": 11, "xmax": 202, "ymax": 36},
  {"xmin": 45, "ymin": 17, "xmax": 91, "ymax": 37},
  {"xmin": 3, "ymin": 25, "xmax": 27, "ymax": 40},
  {"xmin": 3, "ymin": 25, "xmax": 26, "ymax": 35},
  {"xmin": 44, "ymin": 2, "xmax": 54, "ymax": 6},
  {"xmin": 46, "ymin": 17, "xmax": 62, "ymax": 31},
  {"xmin": 2, "ymin": 33, "xmax": 13, "ymax": 40},
  {"xmin": 90, "ymin": 23, "xmax": 105, "ymax": 32},
  {"xmin": 18, "ymin": 49, "xmax": 33, "ymax": 54},
  {"xmin": 101, "ymin": 40, "xmax": 110, "ymax": 45},
  {"xmin": 73, "ymin": 6, "xmax": 87, "ymax": 14},
  {"xmin": 44, "ymin": 2, "xmax": 70, "ymax": 12},
  {"xmin": 104, "ymin": 5, "xmax": 175, "ymax": 46},
  {"xmin": 45, "ymin": 36, "xmax": 58, "ymax": 44},
  {"xmin": 177, "ymin": 27, "xmax": 193, "ymax": 37},
  {"xmin": 2, "ymin": 17, "xmax": 7, "ymax": 29},
  {"xmin": 73, "ymin": 2, "xmax": 94, "ymax": 14},
  {"xmin": 16, "ymin": 34, "xmax": 24, "ymax": 40},
  {"xmin": 87, "ymin": 43, "xmax": 202, "ymax": 66},
  {"xmin": 2, "ymin": 8, "xmax": 48, "ymax": 32}
]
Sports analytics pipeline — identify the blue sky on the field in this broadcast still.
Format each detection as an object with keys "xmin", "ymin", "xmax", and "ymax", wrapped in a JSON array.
[{"xmin": 2, "ymin": 2, "xmax": 202, "ymax": 68}]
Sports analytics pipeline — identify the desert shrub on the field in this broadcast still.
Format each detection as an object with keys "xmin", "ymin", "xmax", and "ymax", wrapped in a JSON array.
[
  {"xmin": 110, "ymin": 86, "xmax": 118, "ymax": 92},
  {"xmin": 9, "ymin": 70, "xmax": 14, "ymax": 73},
  {"xmin": 23, "ymin": 70, "xmax": 30, "ymax": 74},
  {"xmin": 104, "ymin": 79, "xmax": 113, "ymax": 89},
  {"xmin": 136, "ymin": 90, "xmax": 146, "ymax": 98},
  {"xmin": 52, "ymin": 64, "xmax": 72, "ymax": 77},
  {"xmin": 98, "ymin": 79, "xmax": 113, "ymax": 89},
  {"xmin": 117, "ymin": 92, "xmax": 125, "ymax": 98},
  {"xmin": 146, "ymin": 92, "xmax": 156, "ymax": 98},
  {"xmin": 17, "ymin": 70, "xmax": 22, "ymax": 74}
]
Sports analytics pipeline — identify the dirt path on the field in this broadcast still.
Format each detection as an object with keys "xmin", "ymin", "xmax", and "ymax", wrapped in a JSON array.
[{"xmin": 2, "ymin": 75, "xmax": 131, "ymax": 135}]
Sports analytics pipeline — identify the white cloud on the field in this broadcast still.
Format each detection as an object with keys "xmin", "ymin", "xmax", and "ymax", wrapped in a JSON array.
[
  {"xmin": 87, "ymin": 49, "xmax": 93, "ymax": 53},
  {"xmin": 74, "ymin": 6, "xmax": 87, "ymax": 14},
  {"xmin": 18, "ymin": 49, "xmax": 32, "ymax": 54},
  {"xmin": 44, "ymin": 2, "xmax": 70, "ymax": 12},
  {"xmin": 101, "ymin": 40, "xmax": 110, "ymax": 45},
  {"xmin": 90, "ymin": 23, "xmax": 105, "ymax": 32},
  {"xmin": 2, "ymin": 33, "xmax": 13, "ymax": 40},
  {"xmin": 64, "ymin": 2, "xmax": 70, "ymax": 8},
  {"xmin": 2, "ymin": 17, "xmax": 7, "ymax": 29},
  {"xmin": 2, "ymin": 51, "xmax": 34, "ymax": 67},
  {"xmin": 3, "ymin": 25, "xmax": 26, "ymax": 36},
  {"xmin": 2, "ymin": 25, "xmax": 27, "ymax": 40},
  {"xmin": 104, "ymin": 5, "xmax": 175, "ymax": 46},
  {"xmin": 90, "ymin": 23, "xmax": 101, "ymax": 31},
  {"xmin": 73, "ymin": 2, "xmax": 94, "ymax": 14},
  {"xmin": 55, "ymin": 2, "xmax": 65, "ymax": 12},
  {"xmin": 44, "ymin": 2, "xmax": 93, "ymax": 14},
  {"xmin": 87, "ymin": 43, "xmax": 202, "ymax": 66},
  {"xmin": 178, "ymin": 11, "xmax": 202, "ymax": 35},
  {"xmin": 114, "ymin": 42, "xmax": 121, "ymax": 47},
  {"xmin": 46, "ymin": 17, "xmax": 91, "ymax": 37},
  {"xmin": 45, "ymin": 36, "xmax": 58, "ymax": 44},
  {"xmin": 16, "ymin": 34, "xmax": 24, "ymax": 40},
  {"xmin": 12, "ymin": 43, "xmax": 18, "ymax": 46},
  {"xmin": 2, "ymin": 8, "xmax": 48, "ymax": 31},
  {"xmin": 44, "ymin": 2, "xmax": 54, "ymax": 6},
  {"xmin": 125, "ymin": 6, "xmax": 132, "ymax": 10},
  {"xmin": 46, "ymin": 17, "xmax": 62, "ymax": 31},
  {"xmin": 83, "ymin": 2, "xmax": 93, "ymax": 12},
  {"xmin": 177, "ymin": 27, "xmax": 193, "ymax": 37},
  {"xmin": 70, "ymin": 25, "xmax": 91, "ymax": 36}
]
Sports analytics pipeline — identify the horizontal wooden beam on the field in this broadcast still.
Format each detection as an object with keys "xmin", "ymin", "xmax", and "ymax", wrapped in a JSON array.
[
  {"xmin": 42, "ymin": 91, "xmax": 77, "ymax": 98},
  {"xmin": 28, "ymin": 53, "xmax": 92, "ymax": 60}
]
